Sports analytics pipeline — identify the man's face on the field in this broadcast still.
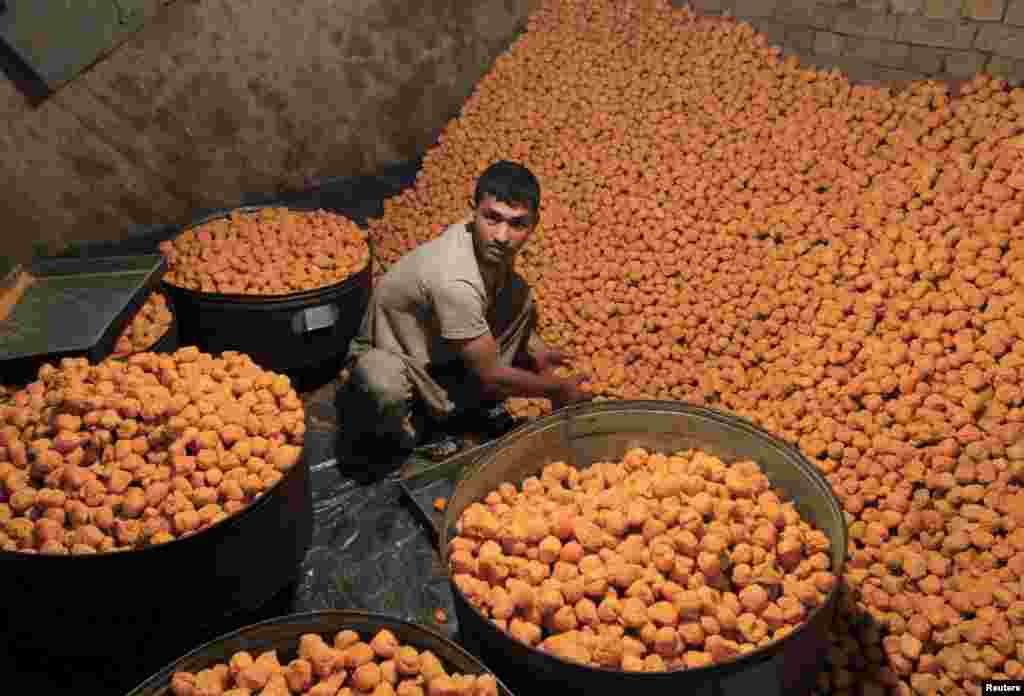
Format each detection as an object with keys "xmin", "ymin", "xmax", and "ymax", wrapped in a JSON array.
[{"xmin": 471, "ymin": 196, "xmax": 536, "ymax": 269}]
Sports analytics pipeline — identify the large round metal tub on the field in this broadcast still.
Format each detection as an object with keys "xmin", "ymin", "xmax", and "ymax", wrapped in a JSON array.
[
  {"xmin": 0, "ymin": 445, "xmax": 314, "ymax": 661},
  {"xmin": 442, "ymin": 400, "xmax": 848, "ymax": 696},
  {"xmin": 161, "ymin": 206, "xmax": 373, "ymax": 374},
  {"xmin": 128, "ymin": 610, "xmax": 517, "ymax": 696}
]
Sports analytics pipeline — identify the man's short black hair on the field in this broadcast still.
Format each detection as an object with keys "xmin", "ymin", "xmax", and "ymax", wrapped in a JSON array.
[{"xmin": 474, "ymin": 161, "xmax": 541, "ymax": 216}]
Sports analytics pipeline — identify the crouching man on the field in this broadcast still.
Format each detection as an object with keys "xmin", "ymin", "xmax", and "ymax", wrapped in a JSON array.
[{"xmin": 339, "ymin": 161, "xmax": 592, "ymax": 475}]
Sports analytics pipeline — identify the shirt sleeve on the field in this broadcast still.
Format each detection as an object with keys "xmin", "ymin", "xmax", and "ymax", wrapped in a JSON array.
[{"xmin": 431, "ymin": 279, "xmax": 490, "ymax": 341}]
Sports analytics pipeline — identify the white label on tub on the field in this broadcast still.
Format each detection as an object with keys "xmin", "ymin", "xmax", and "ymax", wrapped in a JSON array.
[{"xmin": 294, "ymin": 305, "xmax": 339, "ymax": 333}]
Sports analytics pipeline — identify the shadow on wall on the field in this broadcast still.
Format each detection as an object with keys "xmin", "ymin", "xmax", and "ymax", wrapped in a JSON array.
[{"xmin": 0, "ymin": 0, "xmax": 539, "ymax": 270}]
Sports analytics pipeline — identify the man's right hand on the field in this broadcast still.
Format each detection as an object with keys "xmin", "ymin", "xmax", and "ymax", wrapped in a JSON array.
[
  {"xmin": 450, "ymin": 331, "xmax": 595, "ymax": 408},
  {"xmin": 552, "ymin": 375, "xmax": 594, "ymax": 411}
]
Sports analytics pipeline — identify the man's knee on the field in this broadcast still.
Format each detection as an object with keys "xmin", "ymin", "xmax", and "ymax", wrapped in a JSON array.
[
  {"xmin": 350, "ymin": 349, "xmax": 412, "ymax": 408},
  {"xmin": 342, "ymin": 349, "xmax": 421, "ymax": 449}
]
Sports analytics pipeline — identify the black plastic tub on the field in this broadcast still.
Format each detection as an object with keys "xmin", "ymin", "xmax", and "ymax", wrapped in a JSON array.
[
  {"xmin": 127, "ymin": 610, "xmax": 516, "ymax": 696},
  {"xmin": 0, "ymin": 444, "xmax": 314, "ymax": 661},
  {"xmin": 440, "ymin": 400, "xmax": 849, "ymax": 696},
  {"xmin": 160, "ymin": 205, "xmax": 373, "ymax": 374}
]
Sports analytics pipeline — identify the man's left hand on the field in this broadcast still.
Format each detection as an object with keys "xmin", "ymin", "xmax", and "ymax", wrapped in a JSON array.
[{"xmin": 531, "ymin": 348, "xmax": 570, "ymax": 375}]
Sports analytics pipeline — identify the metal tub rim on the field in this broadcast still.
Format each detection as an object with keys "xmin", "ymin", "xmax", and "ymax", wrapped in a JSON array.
[
  {"xmin": 440, "ymin": 399, "xmax": 849, "ymax": 679},
  {"xmin": 126, "ymin": 609, "xmax": 517, "ymax": 696}
]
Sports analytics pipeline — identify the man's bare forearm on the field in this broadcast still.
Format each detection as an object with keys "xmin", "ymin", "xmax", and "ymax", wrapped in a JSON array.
[{"xmin": 479, "ymin": 365, "xmax": 564, "ymax": 401}]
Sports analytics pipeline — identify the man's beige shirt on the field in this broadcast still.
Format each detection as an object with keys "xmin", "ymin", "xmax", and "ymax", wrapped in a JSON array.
[{"xmin": 358, "ymin": 220, "xmax": 490, "ymax": 368}]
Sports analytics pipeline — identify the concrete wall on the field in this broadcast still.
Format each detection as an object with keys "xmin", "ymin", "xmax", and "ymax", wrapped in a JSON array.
[
  {"xmin": 0, "ymin": 0, "xmax": 537, "ymax": 268},
  {"xmin": 687, "ymin": 0, "xmax": 1024, "ymax": 84}
]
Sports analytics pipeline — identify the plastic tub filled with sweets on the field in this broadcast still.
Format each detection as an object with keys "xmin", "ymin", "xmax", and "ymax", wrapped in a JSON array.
[
  {"xmin": 0, "ymin": 347, "xmax": 313, "ymax": 660},
  {"xmin": 159, "ymin": 206, "xmax": 372, "ymax": 374},
  {"xmin": 440, "ymin": 400, "xmax": 848, "ymax": 696},
  {"xmin": 128, "ymin": 610, "xmax": 516, "ymax": 696}
]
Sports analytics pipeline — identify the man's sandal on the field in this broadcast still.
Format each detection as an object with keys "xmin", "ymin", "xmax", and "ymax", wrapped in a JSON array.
[
  {"xmin": 414, "ymin": 434, "xmax": 465, "ymax": 461},
  {"xmin": 478, "ymin": 403, "xmax": 527, "ymax": 441}
]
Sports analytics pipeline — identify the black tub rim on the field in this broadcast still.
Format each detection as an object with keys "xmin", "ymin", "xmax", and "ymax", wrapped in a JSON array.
[
  {"xmin": 160, "ymin": 205, "xmax": 374, "ymax": 305},
  {"xmin": 440, "ymin": 399, "xmax": 849, "ymax": 679},
  {"xmin": 126, "ymin": 609, "xmax": 517, "ymax": 696},
  {"xmin": 0, "ymin": 441, "xmax": 308, "ymax": 562}
]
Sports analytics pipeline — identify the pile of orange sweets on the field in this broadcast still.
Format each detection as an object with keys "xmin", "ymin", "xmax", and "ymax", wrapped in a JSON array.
[{"xmin": 370, "ymin": 1, "xmax": 1024, "ymax": 693}]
